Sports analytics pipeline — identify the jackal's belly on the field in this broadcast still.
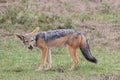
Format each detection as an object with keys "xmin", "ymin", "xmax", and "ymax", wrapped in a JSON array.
[{"xmin": 47, "ymin": 37, "xmax": 68, "ymax": 47}]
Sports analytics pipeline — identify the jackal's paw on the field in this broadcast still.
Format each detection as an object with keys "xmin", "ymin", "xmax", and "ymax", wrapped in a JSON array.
[
  {"xmin": 35, "ymin": 68, "xmax": 43, "ymax": 71},
  {"xmin": 69, "ymin": 68, "xmax": 74, "ymax": 71},
  {"xmin": 44, "ymin": 67, "xmax": 51, "ymax": 71}
]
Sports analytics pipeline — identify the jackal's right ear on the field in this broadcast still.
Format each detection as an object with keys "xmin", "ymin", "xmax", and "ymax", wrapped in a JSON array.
[
  {"xmin": 31, "ymin": 27, "xmax": 40, "ymax": 35},
  {"xmin": 16, "ymin": 34, "xmax": 24, "ymax": 40}
]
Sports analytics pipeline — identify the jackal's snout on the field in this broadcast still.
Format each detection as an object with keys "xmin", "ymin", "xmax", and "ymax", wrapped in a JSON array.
[{"xmin": 28, "ymin": 45, "xmax": 33, "ymax": 50}]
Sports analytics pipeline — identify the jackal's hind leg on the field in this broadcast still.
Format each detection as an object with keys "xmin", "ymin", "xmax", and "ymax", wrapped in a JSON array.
[{"xmin": 67, "ymin": 45, "xmax": 79, "ymax": 71}]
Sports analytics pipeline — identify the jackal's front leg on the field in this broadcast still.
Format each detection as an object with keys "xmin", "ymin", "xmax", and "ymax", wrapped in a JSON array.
[
  {"xmin": 36, "ymin": 47, "xmax": 48, "ymax": 71},
  {"xmin": 45, "ymin": 49, "xmax": 52, "ymax": 70}
]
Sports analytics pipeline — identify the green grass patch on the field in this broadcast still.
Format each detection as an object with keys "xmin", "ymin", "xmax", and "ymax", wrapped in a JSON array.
[{"xmin": 95, "ymin": 13, "xmax": 120, "ymax": 21}]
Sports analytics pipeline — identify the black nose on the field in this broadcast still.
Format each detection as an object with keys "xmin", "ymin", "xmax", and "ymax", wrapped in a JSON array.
[{"xmin": 28, "ymin": 45, "xmax": 33, "ymax": 50}]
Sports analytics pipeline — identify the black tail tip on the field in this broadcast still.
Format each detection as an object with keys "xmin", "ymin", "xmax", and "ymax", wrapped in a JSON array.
[{"xmin": 91, "ymin": 58, "xmax": 97, "ymax": 63}]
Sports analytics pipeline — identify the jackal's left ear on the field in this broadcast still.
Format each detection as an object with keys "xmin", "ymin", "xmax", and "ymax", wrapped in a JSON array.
[
  {"xmin": 16, "ymin": 34, "xmax": 24, "ymax": 40},
  {"xmin": 31, "ymin": 27, "xmax": 40, "ymax": 35}
]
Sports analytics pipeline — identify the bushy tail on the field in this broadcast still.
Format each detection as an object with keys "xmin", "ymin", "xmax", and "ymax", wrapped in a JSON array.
[{"xmin": 80, "ymin": 35, "xmax": 97, "ymax": 63}]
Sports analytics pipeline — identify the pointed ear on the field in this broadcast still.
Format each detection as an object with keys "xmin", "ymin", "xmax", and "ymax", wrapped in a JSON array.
[
  {"xmin": 16, "ymin": 34, "xmax": 24, "ymax": 40},
  {"xmin": 31, "ymin": 27, "xmax": 39, "ymax": 35}
]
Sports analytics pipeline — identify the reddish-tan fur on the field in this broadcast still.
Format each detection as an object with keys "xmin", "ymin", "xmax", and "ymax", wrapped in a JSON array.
[{"xmin": 35, "ymin": 32, "xmax": 83, "ymax": 71}]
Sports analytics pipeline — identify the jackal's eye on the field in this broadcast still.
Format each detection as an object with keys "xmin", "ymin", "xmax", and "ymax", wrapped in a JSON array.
[
  {"xmin": 25, "ymin": 41, "xmax": 28, "ymax": 43},
  {"xmin": 31, "ymin": 40, "xmax": 34, "ymax": 42}
]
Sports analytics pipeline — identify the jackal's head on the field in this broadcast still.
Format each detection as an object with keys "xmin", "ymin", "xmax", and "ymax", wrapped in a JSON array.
[{"xmin": 16, "ymin": 27, "xmax": 39, "ymax": 50}]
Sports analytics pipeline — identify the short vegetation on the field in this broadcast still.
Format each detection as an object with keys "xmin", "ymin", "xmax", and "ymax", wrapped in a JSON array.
[{"xmin": 0, "ymin": 0, "xmax": 120, "ymax": 80}]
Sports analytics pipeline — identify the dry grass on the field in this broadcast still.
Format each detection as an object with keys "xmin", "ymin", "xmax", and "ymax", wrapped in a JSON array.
[{"xmin": 0, "ymin": 0, "xmax": 120, "ymax": 80}]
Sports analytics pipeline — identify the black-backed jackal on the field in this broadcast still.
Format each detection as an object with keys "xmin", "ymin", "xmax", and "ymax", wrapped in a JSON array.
[{"xmin": 16, "ymin": 27, "xmax": 97, "ymax": 71}]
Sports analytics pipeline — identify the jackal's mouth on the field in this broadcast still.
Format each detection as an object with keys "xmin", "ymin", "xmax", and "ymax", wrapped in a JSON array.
[{"xmin": 28, "ymin": 46, "xmax": 33, "ymax": 50}]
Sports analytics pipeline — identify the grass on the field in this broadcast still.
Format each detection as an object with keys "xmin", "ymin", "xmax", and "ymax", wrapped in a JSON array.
[
  {"xmin": 94, "ymin": 13, "xmax": 120, "ymax": 21},
  {"xmin": 0, "ymin": 5, "xmax": 76, "ymax": 32},
  {"xmin": 0, "ymin": 35, "xmax": 120, "ymax": 80},
  {"xmin": 0, "ymin": 1, "xmax": 120, "ymax": 79}
]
